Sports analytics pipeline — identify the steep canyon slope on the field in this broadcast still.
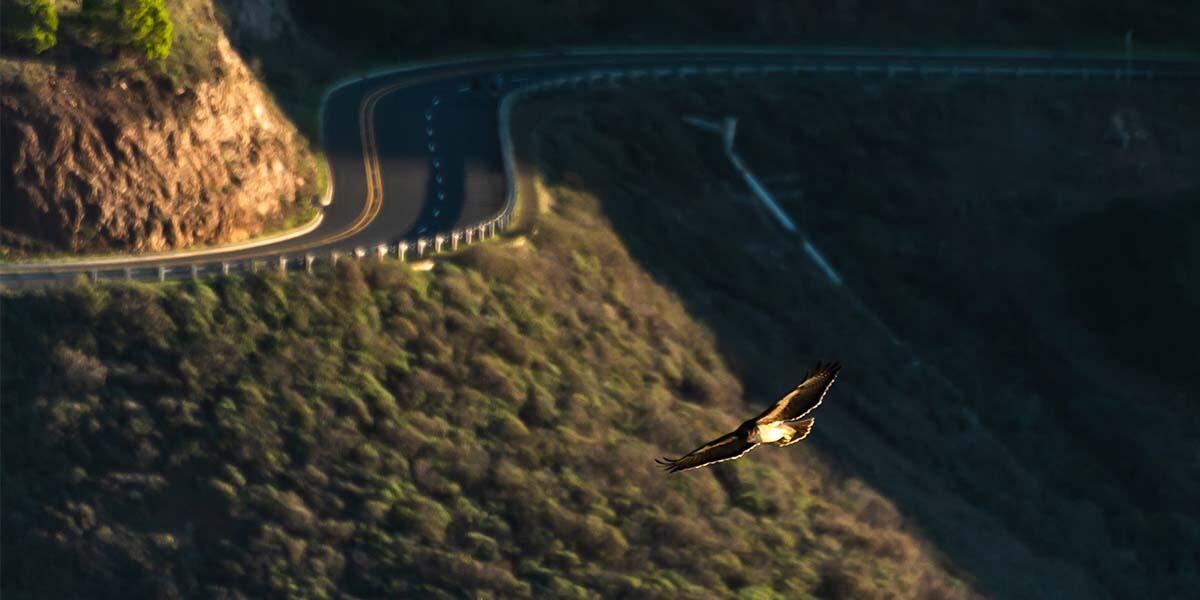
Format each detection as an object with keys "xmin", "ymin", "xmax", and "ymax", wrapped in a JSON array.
[
  {"xmin": 513, "ymin": 77, "xmax": 1199, "ymax": 598},
  {"xmin": 1, "ymin": 0, "xmax": 317, "ymax": 257}
]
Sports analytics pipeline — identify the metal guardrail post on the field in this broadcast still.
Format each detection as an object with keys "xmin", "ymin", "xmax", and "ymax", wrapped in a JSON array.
[
  {"xmin": 452, "ymin": 232, "xmax": 461, "ymax": 250},
  {"xmin": 305, "ymin": 254, "xmax": 315, "ymax": 273},
  {"xmin": 124, "ymin": 267, "xmax": 132, "ymax": 280},
  {"xmin": 435, "ymin": 235, "xmax": 445, "ymax": 253},
  {"xmin": 465, "ymin": 228, "xmax": 474, "ymax": 244},
  {"xmin": 376, "ymin": 244, "xmax": 388, "ymax": 260},
  {"xmin": 190, "ymin": 264, "xmax": 198, "ymax": 279},
  {"xmin": 353, "ymin": 247, "xmax": 366, "ymax": 260},
  {"xmin": 417, "ymin": 238, "xmax": 428, "ymax": 257},
  {"xmin": 398, "ymin": 242, "xmax": 409, "ymax": 262},
  {"xmin": 222, "ymin": 262, "xmax": 230, "ymax": 275},
  {"xmin": 278, "ymin": 256, "xmax": 288, "ymax": 274},
  {"xmin": 330, "ymin": 251, "xmax": 341, "ymax": 266},
  {"xmin": 90, "ymin": 270, "xmax": 99, "ymax": 283},
  {"xmin": 157, "ymin": 266, "xmax": 166, "ymax": 282}
]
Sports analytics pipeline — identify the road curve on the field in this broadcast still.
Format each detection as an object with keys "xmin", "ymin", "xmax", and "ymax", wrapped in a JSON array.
[{"xmin": 2, "ymin": 48, "xmax": 1197, "ymax": 285}]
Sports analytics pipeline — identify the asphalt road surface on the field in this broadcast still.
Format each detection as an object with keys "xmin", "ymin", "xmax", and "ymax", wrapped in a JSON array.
[{"xmin": 3, "ymin": 48, "xmax": 1197, "ymax": 284}]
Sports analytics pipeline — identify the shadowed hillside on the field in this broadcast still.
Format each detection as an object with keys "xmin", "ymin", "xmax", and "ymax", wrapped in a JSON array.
[
  {"xmin": 287, "ymin": 0, "xmax": 1200, "ymax": 54},
  {"xmin": 513, "ymin": 76, "xmax": 1200, "ymax": 598},
  {"xmin": 216, "ymin": 0, "xmax": 1200, "ymax": 140}
]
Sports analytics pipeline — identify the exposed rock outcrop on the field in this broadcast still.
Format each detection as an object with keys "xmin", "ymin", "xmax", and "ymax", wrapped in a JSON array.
[
  {"xmin": 216, "ymin": 0, "xmax": 299, "ymax": 45},
  {"xmin": 1, "ymin": 35, "xmax": 315, "ymax": 254}
]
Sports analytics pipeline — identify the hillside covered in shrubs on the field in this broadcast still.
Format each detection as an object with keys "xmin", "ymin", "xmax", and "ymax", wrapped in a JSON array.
[
  {"xmin": 5, "ymin": 29, "xmax": 1198, "ymax": 600},
  {"xmin": 1, "ymin": 204, "xmax": 975, "ymax": 597}
]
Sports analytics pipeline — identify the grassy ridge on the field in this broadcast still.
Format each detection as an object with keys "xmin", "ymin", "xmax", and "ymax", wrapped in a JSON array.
[{"xmin": 1, "ymin": 207, "xmax": 973, "ymax": 597}]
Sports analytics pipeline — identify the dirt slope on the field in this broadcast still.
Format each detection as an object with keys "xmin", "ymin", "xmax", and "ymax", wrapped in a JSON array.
[{"xmin": 1, "ymin": 6, "xmax": 316, "ymax": 256}]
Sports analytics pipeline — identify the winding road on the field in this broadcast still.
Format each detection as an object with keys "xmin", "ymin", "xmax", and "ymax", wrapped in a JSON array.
[{"xmin": 2, "ymin": 48, "xmax": 1197, "ymax": 285}]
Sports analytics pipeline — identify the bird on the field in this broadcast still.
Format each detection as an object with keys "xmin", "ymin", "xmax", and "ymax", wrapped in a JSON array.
[{"xmin": 656, "ymin": 362, "xmax": 840, "ymax": 474}]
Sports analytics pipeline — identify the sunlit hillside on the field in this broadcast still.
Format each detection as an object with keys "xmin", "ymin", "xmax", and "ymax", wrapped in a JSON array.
[{"xmin": 2, "ymin": 215, "xmax": 975, "ymax": 597}]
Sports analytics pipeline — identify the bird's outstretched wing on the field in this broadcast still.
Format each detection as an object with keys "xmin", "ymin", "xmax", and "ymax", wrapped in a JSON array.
[
  {"xmin": 754, "ymin": 362, "xmax": 840, "ymax": 424},
  {"xmin": 656, "ymin": 431, "xmax": 759, "ymax": 474}
]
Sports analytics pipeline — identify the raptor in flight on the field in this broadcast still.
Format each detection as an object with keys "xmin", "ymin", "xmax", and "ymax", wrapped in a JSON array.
[{"xmin": 656, "ymin": 362, "xmax": 840, "ymax": 474}]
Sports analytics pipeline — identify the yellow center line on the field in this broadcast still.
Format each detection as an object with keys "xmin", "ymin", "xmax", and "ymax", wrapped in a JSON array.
[
  {"xmin": 274, "ymin": 79, "xmax": 407, "ymax": 255},
  {"xmin": 320, "ymin": 80, "xmax": 402, "ymax": 246}
]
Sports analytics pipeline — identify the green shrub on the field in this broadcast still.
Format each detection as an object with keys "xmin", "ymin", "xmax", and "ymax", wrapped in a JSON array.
[
  {"xmin": 736, "ymin": 586, "xmax": 787, "ymax": 600},
  {"xmin": 465, "ymin": 532, "xmax": 500, "ymax": 561},
  {"xmin": 1, "ymin": 0, "xmax": 58, "ymax": 54},
  {"xmin": 81, "ymin": 0, "xmax": 173, "ymax": 63}
]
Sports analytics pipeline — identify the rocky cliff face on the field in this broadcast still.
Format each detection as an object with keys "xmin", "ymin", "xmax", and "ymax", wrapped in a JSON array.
[
  {"xmin": 216, "ymin": 0, "xmax": 300, "ymax": 45},
  {"xmin": 1, "ymin": 35, "xmax": 316, "ymax": 255}
]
